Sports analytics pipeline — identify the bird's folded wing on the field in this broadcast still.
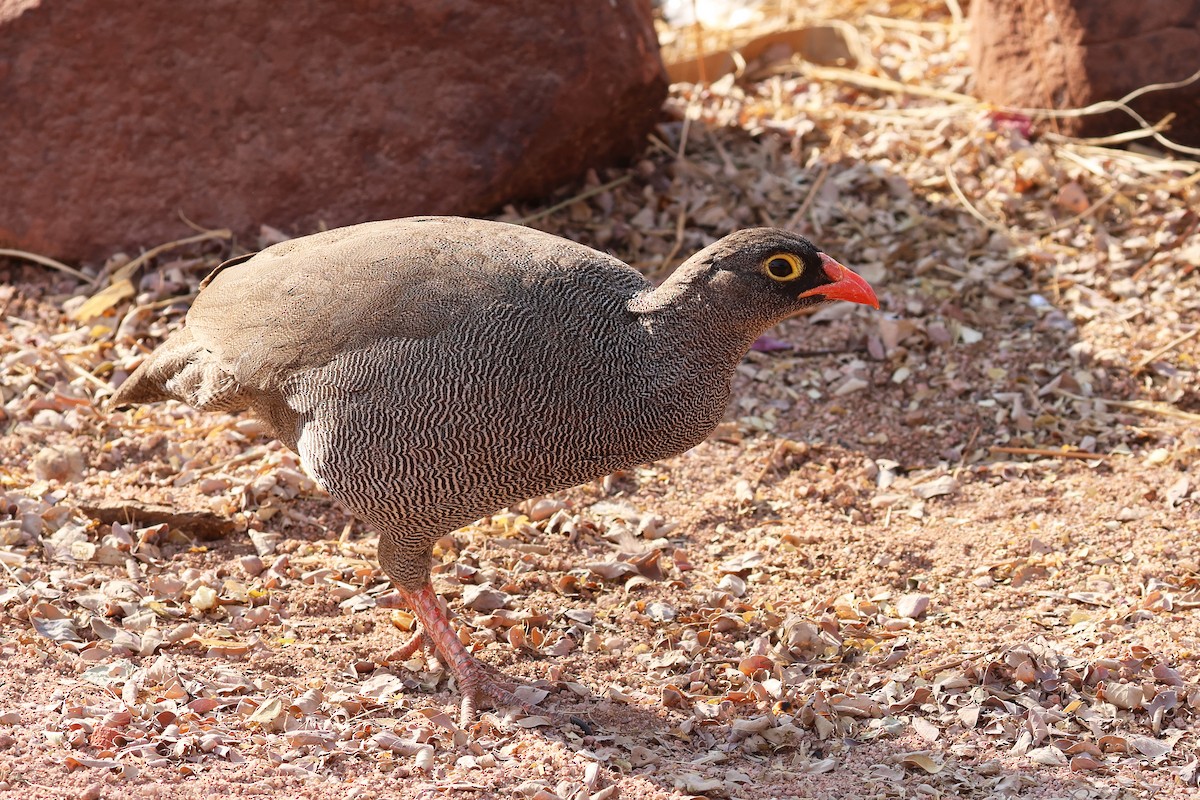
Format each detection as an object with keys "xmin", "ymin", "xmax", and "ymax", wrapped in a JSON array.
[{"xmin": 185, "ymin": 219, "xmax": 511, "ymax": 391}]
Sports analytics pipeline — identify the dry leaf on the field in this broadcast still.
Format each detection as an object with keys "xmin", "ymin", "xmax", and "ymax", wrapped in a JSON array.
[{"xmin": 899, "ymin": 753, "xmax": 942, "ymax": 774}]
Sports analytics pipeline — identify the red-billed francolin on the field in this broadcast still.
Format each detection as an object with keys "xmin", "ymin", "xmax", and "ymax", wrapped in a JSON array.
[{"xmin": 111, "ymin": 216, "xmax": 879, "ymax": 728}]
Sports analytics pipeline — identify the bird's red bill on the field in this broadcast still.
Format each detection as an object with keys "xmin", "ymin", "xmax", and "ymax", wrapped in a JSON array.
[{"xmin": 798, "ymin": 253, "xmax": 880, "ymax": 309}]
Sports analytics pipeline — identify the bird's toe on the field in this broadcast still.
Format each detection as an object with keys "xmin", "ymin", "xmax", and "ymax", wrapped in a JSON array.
[{"xmin": 384, "ymin": 626, "xmax": 435, "ymax": 663}]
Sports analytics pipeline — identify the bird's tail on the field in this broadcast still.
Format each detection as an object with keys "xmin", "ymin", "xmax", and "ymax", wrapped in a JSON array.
[{"xmin": 108, "ymin": 328, "xmax": 245, "ymax": 413}]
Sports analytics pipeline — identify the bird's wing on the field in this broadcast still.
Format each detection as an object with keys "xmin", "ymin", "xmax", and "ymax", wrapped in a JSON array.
[{"xmin": 185, "ymin": 217, "xmax": 640, "ymax": 391}]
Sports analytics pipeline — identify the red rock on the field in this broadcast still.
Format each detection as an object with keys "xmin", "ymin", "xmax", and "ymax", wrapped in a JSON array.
[
  {"xmin": 970, "ymin": 0, "xmax": 1200, "ymax": 147},
  {"xmin": 0, "ymin": 0, "xmax": 665, "ymax": 262}
]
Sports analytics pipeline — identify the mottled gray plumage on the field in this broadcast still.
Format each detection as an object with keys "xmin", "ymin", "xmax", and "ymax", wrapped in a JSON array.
[{"xmin": 111, "ymin": 215, "xmax": 877, "ymax": 724}]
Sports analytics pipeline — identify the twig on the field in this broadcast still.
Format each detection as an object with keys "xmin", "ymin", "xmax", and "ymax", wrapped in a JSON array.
[
  {"xmin": 1105, "ymin": 68, "xmax": 1200, "ymax": 108},
  {"xmin": 660, "ymin": 203, "xmax": 690, "ymax": 270},
  {"xmin": 48, "ymin": 350, "xmax": 110, "ymax": 391},
  {"xmin": 954, "ymin": 425, "xmax": 981, "ymax": 479},
  {"xmin": 0, "ymin": 248, "xmax": 93, "ymax": 284},
  {"xmin": 944, "ymin": 166, "xmax": 1007, "ymax": 233},
  {"xmin": 0, "ymin": 556, "xmax": 29, "ymax": 589},
  {"xmin": 1053, "ymin": 146, "xmax": 1116, "ymax": 179},
  {"xmin": 116, "ymin": 229, "xmax": 232, "ymax": 279},
  {"xmin": 921, "ymin": 647, "xmax": 1002, "ymax": 677},
  {"xmin": 1051, "ymin": 122, "xmax": 1172, "ymax": 148},
  {"xmin": 516, "ymin": 175, "xmax": 632, "ymax": 226},
  {"xmin": 862, "ymin": 14, "xmax": 962, "ymax": 33},
  {"xmin": 933, "ymin": 263, "xmax": 967, "ymax": 278},
  {"xmin": 997, "ymin": 68, "xmax": 1200, "ymax": 157},
  {"xmin": 989, "ymin": 446, "xmax": 1116, "ymax": 461},
  {"xmin": 1006, "ymin": 69, "xmax": 1200, "ymax": 120},
  {"xmin": 1054, "ymin": 388, "xmax": 1200, "ymax": 422},
  {"xmin": 690, "ymin": 0, "xmax": 705, "ymax": 81},
  {"xmin": 1131, "ymin": 328, "xmax": 1200, "ymax": 375},
  {"xmin": 677, "ymin": 97, "xmax": 698, "ymax": 161},
  {"xmin": 158, "ymin": 445, "xmax": 275, "ymax": 487},
  {"xmin": 176, "ymin": 209, "xmax": 225, "ymax": 236},
  {"xmin": 786, "ymin": 345, "xmax": 869, "ymax": 357},
  {"xmin": 143, "ymin": 293, "xmax": 199, "ymax": 311},
  {"xmin": 786, "ymin": 161, "xmax": 831, "ymax": 231},
  {"xmin": 1028, "ymin": 187, "xmax": 1122, "ymax": 237},
  {"xmin": 707, "ymin": 129, "xmax": 737, "ymax": 176},
  {"xmin": 943, "ymin": 0, "xmax": 964, "ymax": 27},
  {"xmin": 801, "ymin": 64, "xmax": 978, "ymax": 105},
  {"xmin": 646, "ymin": 133, "xmax": 678, "ymax": 158},
  {"xmin": 1055, "ymin": 142, "xmax": 1200, "ymax": 176},
  {"xmin": 804, "ymin": 63, "xmax": 1200, "ymax": 159},
  {"xmin": 792, "ymin": 103, "xmax": 969, "ymax": 124},
  {"xmin": 946, "ymin": 165, "xmax": 1121, "ymax": 238}
]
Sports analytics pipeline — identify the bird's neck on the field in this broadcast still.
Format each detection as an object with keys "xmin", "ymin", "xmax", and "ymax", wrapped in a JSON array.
[{"xmin": 628, "ymin": 267, "xmax": 777, "ymax": 364}]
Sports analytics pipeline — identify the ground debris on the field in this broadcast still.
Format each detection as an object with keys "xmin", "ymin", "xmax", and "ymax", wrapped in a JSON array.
[{"xmin": 1, "ymin": 0, "xmax": 1197, "ymax": 797}]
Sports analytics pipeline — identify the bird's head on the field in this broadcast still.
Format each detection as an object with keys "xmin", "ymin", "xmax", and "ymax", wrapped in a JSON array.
[{"xmin": 654, "ymin": 228, "xmax": 878, "ymax": 329}]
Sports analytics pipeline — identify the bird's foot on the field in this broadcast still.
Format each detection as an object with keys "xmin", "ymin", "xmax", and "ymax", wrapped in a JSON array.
[
  {"xmin": 452, "ymin": 655, "xmax": 531, "ymax": 724},
  {"xmin": 397, "ymin": 582, "xmax": 591, "ymax": 734},
  {"xmin": 453, "ymin": 652, "xmax": 593, "ymax": 734}
]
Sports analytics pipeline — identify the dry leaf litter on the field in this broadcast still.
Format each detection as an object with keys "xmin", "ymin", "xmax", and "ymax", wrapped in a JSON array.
[{"xmin": 1, "ymin": 1, "xmax": 1198, "ymax": 798}]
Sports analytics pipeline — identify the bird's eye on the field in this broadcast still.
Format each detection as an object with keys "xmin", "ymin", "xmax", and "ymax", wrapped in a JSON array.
[{"xmin": 764, "ymin": 253, "xmax": 802, "ymax": 281}]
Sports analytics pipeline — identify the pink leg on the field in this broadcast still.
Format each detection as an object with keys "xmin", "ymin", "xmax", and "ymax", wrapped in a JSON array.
[
  {"xmin": 397, "ymin": 582, "xmax": 589, "ymax": 732},
  {"xmin": 397, "ymin": 583, "xmax": 527, "ymax": 723}
]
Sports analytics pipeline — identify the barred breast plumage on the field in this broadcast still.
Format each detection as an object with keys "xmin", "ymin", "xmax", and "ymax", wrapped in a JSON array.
[{"xmin": 111, "ymin": 215, "xmax": 878, "ymax": 728}]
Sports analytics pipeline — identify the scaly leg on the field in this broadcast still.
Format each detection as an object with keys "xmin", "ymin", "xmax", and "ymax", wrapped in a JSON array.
[{"xmin": 396, "ymin": 582, "xmax": 590, "ymax": 732}]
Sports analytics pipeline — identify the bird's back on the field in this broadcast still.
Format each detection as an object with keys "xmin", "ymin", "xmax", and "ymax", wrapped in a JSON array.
[{"xmin": 114, "ymin": 217, "xmax": 646, "ymax": 413}]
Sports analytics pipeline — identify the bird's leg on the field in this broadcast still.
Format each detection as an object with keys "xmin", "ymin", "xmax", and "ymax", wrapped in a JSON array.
[
  {"xmin": 396, "ymin": 582, "xmax": 543, "ymax": 727},
  {"xmin": 385, "ymin": 623, "xmax": 436, "ymax": 663}
]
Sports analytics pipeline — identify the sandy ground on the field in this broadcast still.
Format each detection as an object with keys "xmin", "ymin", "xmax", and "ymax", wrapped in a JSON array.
[{"xmin": 2, "ymin": 1, "xmax": 1198, "ymax": 798}]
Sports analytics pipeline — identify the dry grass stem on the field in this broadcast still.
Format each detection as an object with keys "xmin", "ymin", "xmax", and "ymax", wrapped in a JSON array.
[
  {"xmin": 516, "ymin": 175, "xmax": 632, "ymax": 225},
  {"xmin": 988, "ymin": 445, "xmax": 1117, "ymax": 461},
  {"xmin": 0, "ymin": 247, "xmax": 94, "ymax": 283}
]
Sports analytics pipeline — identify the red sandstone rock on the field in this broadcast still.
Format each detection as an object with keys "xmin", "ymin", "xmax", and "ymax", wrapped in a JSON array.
[
  {"xmin": 970, "ymin": 0, "xmax": 1200, "ymax": 147},
  {"xmin": 0, "ymin": 0, "xmax": 666, "ymax": 262}
]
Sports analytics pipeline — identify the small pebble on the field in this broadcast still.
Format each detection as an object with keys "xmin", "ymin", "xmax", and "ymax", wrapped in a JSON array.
[
  {"xmin": 81, "ymin": 783, "xmax": 103, "ymax": 800},
  {"xmin": 31, "ymin": 445, "xmax": 85, "ymax": 483},
  {"xmin": 235, "ymin": 418, "xmax": 270, "ymax": 436},
  {"xmin": 528, "ymin": 498, "xmax": 566, "ymax": 522},
  {"xmin": 190, "ymin": 585, "xmax": 218, "ymax": 611},
  {"xmin": 603, "ymin": 636, "xmax": 627, "ymax": 652},
  {"xmin": 912, "ymin": 475, "xmax": 958, "ymax": 499},
  {"xmin": 240, "ymin": 554, "xmax": 265, "ymax": 576},
  {"xmin": 718, "ymin": 573, "xmax": 747, "ymax": 597},
  {"xmin": 834, "ymin": 376, "xmax": 869, "ymax": 396},
  {"xmin": 896, "ymin": 594, "xmax": 929, "ymax": 619}
]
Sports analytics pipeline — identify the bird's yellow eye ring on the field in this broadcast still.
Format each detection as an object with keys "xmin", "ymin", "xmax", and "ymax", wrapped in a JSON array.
[{"xmin": 764, "ymin": 253, "xmax": 802, "ymax": 281}]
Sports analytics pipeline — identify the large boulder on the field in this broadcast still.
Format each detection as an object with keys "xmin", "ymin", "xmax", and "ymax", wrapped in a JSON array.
[
  {"xmin": 0, "ymin": 0, "xmax": 666, "ymax": 262},
  {"xmin": 970, "ymin": 0, "xmax": 1200, "ymax": 147}
]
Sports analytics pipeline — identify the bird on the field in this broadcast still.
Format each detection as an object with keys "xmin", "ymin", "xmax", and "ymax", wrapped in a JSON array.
[{"xmin": 110, "ymin": 216, "xmax": 878, "ymax": 727}]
